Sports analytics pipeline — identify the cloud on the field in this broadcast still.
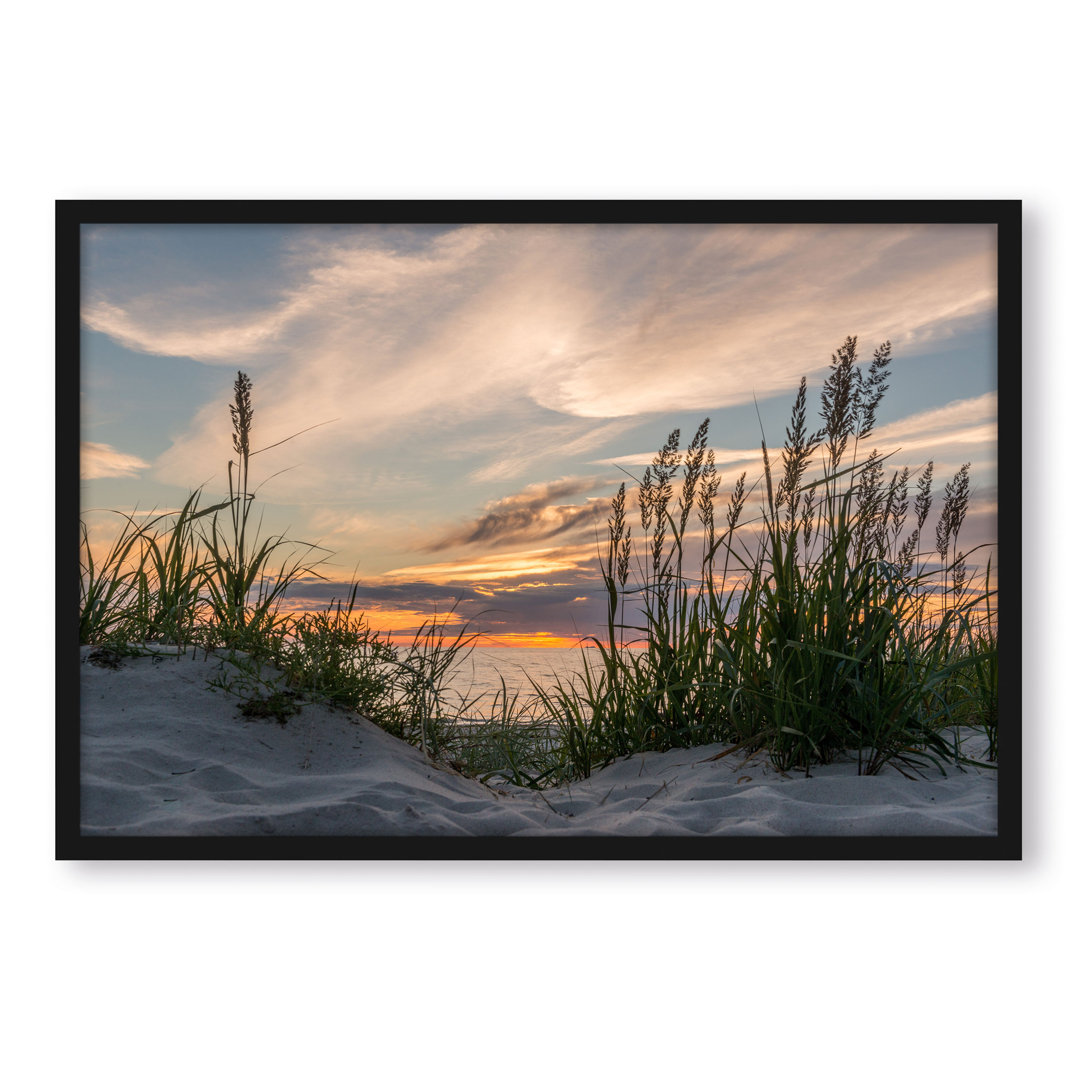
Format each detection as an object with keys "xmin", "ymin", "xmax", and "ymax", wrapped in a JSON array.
[
  {"xmin": 594, "ymin": 391, "xmax": 998, "ymax": 494},
  {"xmin": 521, "ymin": 223, "xmax": 997, "ymax": 419},
  {"xmin": 274, "ymin": 562, "xmax": 614, "ymax": 643},
  {"xmin": 593, "ymin": 445, "xmax": 761, "ymax": 472},
  {"xmin": 424, "ymin": 476, "xmax": 610, "ymax": 551},
  {"xmin": 872, "ymin": 391, "xmax": 996, "ymax": 452},
  {"xmin": 80, "ymin": 225, "xmax": 502, "ymax": 363},
  {"xmin": 281, "ymin": 578, "xmax": 489, "ymax": 605},
  {"xmin": 81, "ymin": 299, "xmax": 301, "ymax": 361},
  {"xmin": 465, "ymin": 418, "xmax": 638, "ymax": 484},
  {"xmin": 81, "ymin": 441, "xmax": 150, "ymax": 479},
  {"xmin": 82, "ymin": 223, "xmax": 997, "ymax": 504},
  {"xmin": 385, "ymin": 544, "xmax": 597, "ymax": 585}
]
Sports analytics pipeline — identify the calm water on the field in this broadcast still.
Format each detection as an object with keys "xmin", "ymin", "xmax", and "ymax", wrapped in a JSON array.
[{"xmin": 440, "ymin": 646, "xmax": 605, "ymax": 716}]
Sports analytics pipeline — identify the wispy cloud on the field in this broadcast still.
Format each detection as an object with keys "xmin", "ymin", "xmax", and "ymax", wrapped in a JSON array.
[
  {"xmin": 593, "ymin": 392, "xmax": 998, "ymax": 488},
  {"xmin": 81, "ymin": 441, "xmax": 150, "ymax": 479},
  {"xmin": 465, "ymin": 418, "xmax": 638, "ymax": 484},
  {"xmin": 872, "ymin": 391, "xmax": 996, "ymax": 452},
  {"xmin": 82, "ymin": 223, "xmax": 997, "ymax": 503},
  {"xmin": 592, "ymin": 445, "xmax": 762, "ymax": 472}
]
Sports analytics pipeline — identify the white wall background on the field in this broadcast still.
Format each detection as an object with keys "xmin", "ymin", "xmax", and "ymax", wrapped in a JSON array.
[{"xmin": 4, "ymin": 3, "xmax": 1068, "ymax": 1077}]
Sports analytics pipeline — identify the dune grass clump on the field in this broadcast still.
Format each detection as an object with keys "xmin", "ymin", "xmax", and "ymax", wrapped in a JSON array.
[
  {"xmin": 80, "ymin": 371, "xmax": 331, "ymax": 653},
  {"xmin": 539, "ymin": 336, "xmax": 998, "ymax": 778},
  {"xmin": 200, "ymin": 371, "xmax": 328, "ymax": 642},
  {"xmin": 79, "ymin": 371, "xmax": 497, "ymax": 771}
]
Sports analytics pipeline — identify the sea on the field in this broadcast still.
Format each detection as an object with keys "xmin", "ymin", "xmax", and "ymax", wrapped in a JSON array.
[{"xmin": 438, "ymin": 646, "xmax": 605, "ymax": 718}]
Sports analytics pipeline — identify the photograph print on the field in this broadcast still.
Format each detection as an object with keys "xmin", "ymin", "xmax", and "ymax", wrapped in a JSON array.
[{"xmin": 59, "ymin": 201, "xmax": 1020, "ymax": 859}]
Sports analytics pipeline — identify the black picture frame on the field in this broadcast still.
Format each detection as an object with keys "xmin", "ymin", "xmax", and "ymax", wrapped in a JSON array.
[{"xmin": 57, "ymin": 199, "xmax": 1021, "ymax": 861}]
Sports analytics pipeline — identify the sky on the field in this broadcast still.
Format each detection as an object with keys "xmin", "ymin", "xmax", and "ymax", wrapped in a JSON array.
[{"xmin": 79, "ymin": 221, "xmax": 999, "ymax": 646}]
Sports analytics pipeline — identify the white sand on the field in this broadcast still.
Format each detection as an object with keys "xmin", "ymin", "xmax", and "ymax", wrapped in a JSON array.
[{"xmin": 79, "ymin": 646, "xmax": 997, "ymax": 837}]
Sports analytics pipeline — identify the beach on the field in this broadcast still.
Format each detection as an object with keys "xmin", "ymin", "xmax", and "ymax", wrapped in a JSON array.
[{"xmin": 78, "ymin": 645, "xmax": 997, "ymax": 838}]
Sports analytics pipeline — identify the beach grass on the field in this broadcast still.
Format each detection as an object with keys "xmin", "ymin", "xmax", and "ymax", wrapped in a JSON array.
[
  {"xmin": 79, "ymin": 350, "xmax": 998, "ymax": 786},
  {"xmin": 79, "ymin": 372, "xmax": 505, "ymax": 773},
  {"xmin": 533, "ymin": 337, "xmax": 998, "ymax": 778}
]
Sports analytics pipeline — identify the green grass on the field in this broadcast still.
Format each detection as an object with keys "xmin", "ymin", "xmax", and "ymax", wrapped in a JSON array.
[
  {"xmin": 531, "ymin": 337, "xmax": 998, "ymax": 779},
  {"xmin": 80, "ymin": 350, "xmax": 998, "ymax": 787},
  {"xmin": 79, "ymin": 371, "xmax": 521, "ymax": 775}
]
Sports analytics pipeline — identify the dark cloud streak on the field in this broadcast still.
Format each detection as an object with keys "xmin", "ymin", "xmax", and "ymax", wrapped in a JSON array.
[
  {"xmin": 423, "ymin": 476, "xmax": 611, "ymax": 552},
  {"xmin": 283, "ymin": 579, "xmax": 491, "ymax": 607},
  {"xmin": 280, "ymin": 570, "xmax": 614, "ymax": 641}
]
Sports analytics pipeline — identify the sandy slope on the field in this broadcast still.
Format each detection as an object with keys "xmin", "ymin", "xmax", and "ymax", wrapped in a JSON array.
[{"xmin": 78, "ymin": 646, "xmax": 997, "ymax": 837}]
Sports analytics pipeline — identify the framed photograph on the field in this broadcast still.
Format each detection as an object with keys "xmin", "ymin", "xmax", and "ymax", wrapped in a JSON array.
[{"xmin": 58, "ymin": 200, "xmax": 1020, "ymax": 859}]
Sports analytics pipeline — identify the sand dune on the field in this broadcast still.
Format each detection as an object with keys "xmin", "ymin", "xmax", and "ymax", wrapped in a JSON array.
[{"xmin": 79, "ymin": 646, "xmax": 997, "ymax": 838}]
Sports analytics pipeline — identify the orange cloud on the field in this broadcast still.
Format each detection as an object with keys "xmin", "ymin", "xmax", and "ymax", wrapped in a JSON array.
[{"xmin": 384, "ymin": 547, "xmax": 594, "ymax": 585}]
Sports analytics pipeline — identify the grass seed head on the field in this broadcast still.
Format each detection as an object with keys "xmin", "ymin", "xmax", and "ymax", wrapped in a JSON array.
[{"xmin": 230, "ymin": 371, "xmax": 254, "ymax": 458}]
